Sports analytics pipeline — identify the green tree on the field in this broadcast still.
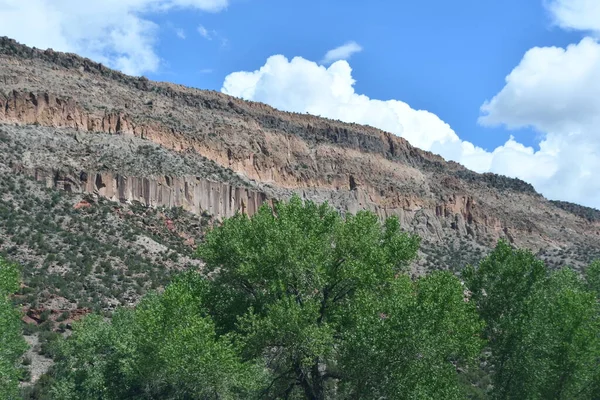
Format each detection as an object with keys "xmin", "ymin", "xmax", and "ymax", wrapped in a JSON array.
[
  {"xmin": 585, "ymin": 260, "xmax": 600, "ymax": 298},
  {"xmin": 199, "ymin": 196, "xmax": 482, "ymax": 399},
  {"xmin": 339, "ymin": 271, "xmax": 484, "ymax": 399},
  {"xmin": 464, "ymin": 241, "xmax": 600, "ymax": 399},
  {"xmin": 0, "ymin": 256, "xmax": 28, "ymax": 400},
  {"xmin": 583, "ymin": 260, "xmax": 600, "ymax": 398},
  {"xmin": 51, "ymin": 272, "xmax": 265, "ymax": 400}
]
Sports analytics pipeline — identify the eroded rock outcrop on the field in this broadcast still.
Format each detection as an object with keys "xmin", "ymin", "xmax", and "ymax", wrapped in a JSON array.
[{"xmin": 26, "ymin": 167, "xmax": 270, "ymax": 219}]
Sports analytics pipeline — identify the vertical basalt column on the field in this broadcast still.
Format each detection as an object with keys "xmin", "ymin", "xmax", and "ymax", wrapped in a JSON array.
[{"xmin": 22, "ymin": 166, "xmax": 271, "ymax": 220}]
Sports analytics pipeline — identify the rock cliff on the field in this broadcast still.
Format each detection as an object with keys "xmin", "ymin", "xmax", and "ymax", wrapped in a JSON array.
[{"xmin": 2, "ymin": 36, "xmax": 600, "ymax": 271}]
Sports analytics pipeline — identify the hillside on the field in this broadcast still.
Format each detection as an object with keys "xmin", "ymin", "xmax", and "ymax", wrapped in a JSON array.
[{"xmin": 2, "ymin": 35, "xmax": 600, "ymax": 277}]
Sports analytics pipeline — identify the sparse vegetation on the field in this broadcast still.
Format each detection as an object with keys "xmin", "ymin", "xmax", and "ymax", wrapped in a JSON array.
[
  {"xmin": 551, "ymin": 200, "xmax": 600, "ymax": 222},
  {"xmin": 455, "ymin": 170, "xmax": 538, "ymax": 194},
  {"xmin": 0, "ymin": 164, "xmax": 207, "ymax": 314}
]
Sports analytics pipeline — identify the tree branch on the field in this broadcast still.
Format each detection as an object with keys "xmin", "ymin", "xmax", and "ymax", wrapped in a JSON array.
[{"xmin": 261, "ymin": 368, "xmax": 294, "ymax": 397}]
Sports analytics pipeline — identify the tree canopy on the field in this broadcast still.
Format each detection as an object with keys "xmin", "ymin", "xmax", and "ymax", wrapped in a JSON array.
[
  {"xmin": 0, "ymin": 256, "xmax": 28, "ymax": 400},
  {"xmin": 51, "ymin": 272, "xmax": 264, "ymax": 400},
  {"xmin": 464, "ymin": 241, "xmax": 600, "ymax": 399},
  {"xmin": 196, "ymin": 197, "xmax": 484, "ymax": 399},
  {"xmin": 48, "ymin": 197, "xmax": 484, "ymax": 399}
]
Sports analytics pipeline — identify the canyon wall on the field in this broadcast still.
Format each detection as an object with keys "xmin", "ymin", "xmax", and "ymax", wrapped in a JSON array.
[
  {"xmin": 12, "ymin": 164, "xmax": 271, "ymax": 220},
  {"xmin": 0, "ymin": 89, "xmax": 587, "ymax": 251},
  {"xmin": 0, "ymin": 90, "xmax": 520, "ymax": 242},
  {"xmin": 2, "ymin": 37, "xmax": 600, "ymax": 258},
  {"xmin": 10, "ymin": 162, "xmax": 510, "ymax": 247}
]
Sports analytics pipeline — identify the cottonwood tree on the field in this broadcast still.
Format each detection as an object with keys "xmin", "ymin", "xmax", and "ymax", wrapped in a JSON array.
[
  {"xmin": 0, "ymin": 257, "xmax": 27, "ymax": 400},
  {"xmin": 586, "ymin": 260, "xmax": 600, "ymax": 298},
  {"xmin": 338, "ymin": 271, "xmax": 484, "ymax": 399},
  {"xmin": 51, "ymin": 272, "xmax": 265, "ymax": 400},
  {"xmin": 464, "ymin": 241, "xmax": 600, "ymax": 399},
  {"xmin": 199, "ymin": 196, "xmax": 483, "ymax": 399}
]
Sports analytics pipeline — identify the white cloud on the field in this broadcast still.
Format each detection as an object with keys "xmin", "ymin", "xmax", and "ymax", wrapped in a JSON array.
[
  {"xmin": 197, "ymin": 24, "xmax": 212, "ymax": 39},
  {"xmin": 479, "ymin": 38, "xmax": 600, "ymax": 132},
  {"xmin": 222, "ymin": 43, "xmax": 600, "ymax": 208},
  {"xmin": 479, "ymin": 37, "xmax": 600, "ymax": 205},
  {"xmin": 0, "ymin": 0, "xmax": 229, "ymax": 75},
  {"xmin": 197, "ymin": 24, "xmax": 227, "ymax": 46},
  {"xmin": 321, "ymin": 41, "xmax": 362, "ymax": 64},
  {"xmin": 546, "ymin": 0, "xmax": 600, "ymax": 34},
  {"xmin": 175, "ymin": 28, "xmax": 186, "ymax": 39}
]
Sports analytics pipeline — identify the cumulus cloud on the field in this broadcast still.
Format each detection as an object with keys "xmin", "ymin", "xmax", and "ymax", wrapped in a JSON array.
[
  {"xmin": 479, "ymin": 37, "xmax": 600, "ymax": 205},
  {"xmin": 479, "ymin": 38, "xmax": 600, "ymax": 132},
  {"xmin": 321, "ymin": 41, "xmax": 362, "ymax": 64},
  {"xmin": 546, "ymin": 0, "xmax": 600, "ymax": 34},
  {"xmin": 0, "ymin": 0, "xmax": 228, "ymax": 75},
  {"xmin": 222, "ymin": 41, "xmax": 600, "ymax": 208}
]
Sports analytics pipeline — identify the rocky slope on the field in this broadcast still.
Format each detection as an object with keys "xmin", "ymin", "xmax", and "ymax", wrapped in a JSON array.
[{"xmin": 1, "ymin": 36, "xmax": 600, "ymax": 272}]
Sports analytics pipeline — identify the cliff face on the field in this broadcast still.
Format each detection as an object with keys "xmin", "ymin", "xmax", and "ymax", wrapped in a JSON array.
[
  {"xmin": 1, "ymin": 36, "xmax": 600, "ymax": 269},
  {"xmin": 1, "ymin": 123, "xmax": 271, "ymax": 220},
  {"xmin": 19, "ymin": 167, "xmax": 270, "ymax": 219}
]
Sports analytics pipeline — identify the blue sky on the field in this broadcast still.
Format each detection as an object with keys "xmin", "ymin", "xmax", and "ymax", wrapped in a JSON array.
[{"xmin": 1, "ymin": 0, "xmax": 600, "ymax": 208}]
